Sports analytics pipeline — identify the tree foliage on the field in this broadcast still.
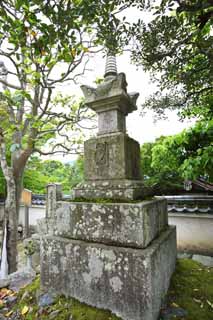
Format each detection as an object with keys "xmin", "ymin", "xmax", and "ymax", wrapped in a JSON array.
[
  {"xmin": 23, "ymin": 156, "xmax": 84, "ymax": 194},
  {"xmin": 141, "ymin": 139, "xmax": 183, "ymax": 194},
  {"xmin": 141, "ymin": 120, "xmax": 213, "ymax": 194},
  {"xmin": 131, "ymin": 0, "xmax": 213, "ymax": 120}
]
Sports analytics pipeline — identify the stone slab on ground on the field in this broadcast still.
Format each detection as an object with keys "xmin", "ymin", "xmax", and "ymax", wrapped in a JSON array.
[
  {"xmin": 8, "ymin": 268, "xmax": 36, "ymax": 292},
  {"xmin": 177, "ymin": 252, "xmax": 193, "ymax": 259},
  {"xmin": 160, "ymin": 307, "xmax": 188, "ymax": 320},
  {"xmin": 0, "ymin": 279, "xmax": 10, "ymax": 289},
  {"xmin": 42, "ymin": 198, "xmax": 168, "ymax": 249},
  {"xmin": 192, "ymin": 254, "xmax": 213, "ymax": 267},
  {"xmin": 40, "ymin": 226, "xmax": 177, "ymax": 320}
]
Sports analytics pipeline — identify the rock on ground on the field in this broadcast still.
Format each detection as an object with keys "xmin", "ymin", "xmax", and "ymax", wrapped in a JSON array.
[{"xmin": 192, "ymin": 255, "xmax": 213, "ymax": 267}]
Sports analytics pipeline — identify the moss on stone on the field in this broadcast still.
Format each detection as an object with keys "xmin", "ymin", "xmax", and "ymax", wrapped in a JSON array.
[
  {"xmin": 69, "ymin": 197, "xmax": 154, "ymax": 204},
  {"xmin": 162, "ymin": 259, "xmax": 213, "ymax": 320}
]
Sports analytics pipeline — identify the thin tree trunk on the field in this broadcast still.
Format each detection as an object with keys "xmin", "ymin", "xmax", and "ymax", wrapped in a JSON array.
[
  {"xmin": 0, "ymin": 131, "xmax": 25, "ymax": 274},
  {"xmin": 4, "ymin": 168, "xmax": 25, "ymax": 274},
  {"xmin": 5, "ymin": 177, "xmax": 17, "ymax": 274}
]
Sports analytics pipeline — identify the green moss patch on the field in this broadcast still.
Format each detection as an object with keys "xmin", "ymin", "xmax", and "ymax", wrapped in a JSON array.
[
  {"xmin": 68, "ymin": 197, "xmax": 154, "ymax": 204},
  {"xmin": 161, "ymin": 259, "xmax": 213, "ymax": 320},
  {"xmin": 11, "ymin": 276, "xmax": 121, "ymax": 320}
]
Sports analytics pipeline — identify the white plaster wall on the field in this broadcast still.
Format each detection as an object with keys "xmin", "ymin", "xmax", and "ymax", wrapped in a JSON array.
[
  {"xmin": 19, "ymin": 205, "xmax": 45, "ymax": 226},
  {"xmin": 169, "ymin": 213, "xmax": 213, "ymax": 255},
  {"xmin": 0, "ymin": 204, "xmax": 45, "ymax": 227}
]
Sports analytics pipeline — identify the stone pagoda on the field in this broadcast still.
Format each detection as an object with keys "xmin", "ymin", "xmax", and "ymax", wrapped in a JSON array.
[
  {"xmin": 74, "ymin": 55, "xmax": 144, "ymax": 201},
  {"xmin": 39, "ymin": 55, "xmax": 177, "ymax": 320}
]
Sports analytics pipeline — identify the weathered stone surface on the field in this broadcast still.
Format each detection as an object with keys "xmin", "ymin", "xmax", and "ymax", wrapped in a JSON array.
[
  {"xmin": 40, "ymin": 227, "xmax": 176, "ymax": 320},
  {"xmin": 46, "ymin": 183, "xmax": 62, "ymax": 218},
  {"xmin": 74, "ymin": 179, "xmax": 152, "ymax": 201},
  {"xmin": 192, "ymin": 254, "xmax": 213, "ymax": 267},
  {"xmin": 39, "ymin": 198, "xmax": 168, "ymax": 249},
  {"xmin": 81, "ymin": 73, "xmax": 138, "ymax": 118},
  {"xmin": 38, "ymin": 293, "xmax": 55, "ymax": 307},
  {"xmin": 160, "ymin": 307, "xmax": 188, "ymax": 320},
  {"xmin": 0, "ymin": 279, "xmax": 10, "ymax": 289},
  {"xmin": 83, "ymin": 133, "xmax": 141, "ymax": 181},
  {"xmin": 8, "ymin": 268, "xmax": 36, "ymax": 292},
  {"xmin": 177, "ymin": 252, "xmax": 193, "ymax": 259},
  {"xmin": 23, "ymin": 235, "xmax": 41, "ymax": 270},
  {"xmin": 98, "ymin": 109, "xmax": 126, "ymax": 135}
]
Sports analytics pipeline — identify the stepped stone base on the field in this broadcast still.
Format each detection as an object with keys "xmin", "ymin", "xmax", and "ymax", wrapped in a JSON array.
[
  {"xmin": 73, "ymin": 179, "xmax": 152, "ymax": 201},
  {"xmin": 40, "ymin": 226, "xmax": 176, "ymax": 320},
  {"xmin": 38, "ymin": 198, "xmax": 168, "ymax": 249}
]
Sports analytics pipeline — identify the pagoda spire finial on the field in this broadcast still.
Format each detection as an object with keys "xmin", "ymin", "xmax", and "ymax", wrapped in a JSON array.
[{"xmin": 104, "ymin": 53, "xmax": 117, "ymax": 79}]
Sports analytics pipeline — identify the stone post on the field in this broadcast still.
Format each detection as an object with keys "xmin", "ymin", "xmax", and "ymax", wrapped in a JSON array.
[{"xmin": 46, "ymin": 183, "xmax": 62, "ymax": 218}]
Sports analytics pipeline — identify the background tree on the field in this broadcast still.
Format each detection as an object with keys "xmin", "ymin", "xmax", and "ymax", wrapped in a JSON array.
[
  {"xmin": 130, "ymin": 0, "xmax": 213, "ymax": 120},
  {"xmin": 24, "ymin": 157, "xmax": 84, "ymax": 194},
  {"xmin": 141, "ymin": 138, "xmax": 183, "ymax": 195},
  {"xmin": 68, "ymin": 156, "xmax": 84, "ymax": 191},
  {"xmin": 141, "ymin": 119, "xmax": 213, "ymax": 194},
  {"xmin": 0, "ymin": 0, "xmax": 128, "ymax": 273},
  {"xmin": 128, "ymin": 0, "xmax": 212, "ymax": 194}
]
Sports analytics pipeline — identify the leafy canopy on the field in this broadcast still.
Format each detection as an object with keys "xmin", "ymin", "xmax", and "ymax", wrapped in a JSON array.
[
  {"xmin": 23, "ymin": 156, "xmax": 84, "ymax": 194},
  {"xmin": 141, "ymin": 120, "xmax": 213, "ymax": 194},
  {"xmin": 130, "ymin": 0, "xmax": 213, "ymax": 120}
]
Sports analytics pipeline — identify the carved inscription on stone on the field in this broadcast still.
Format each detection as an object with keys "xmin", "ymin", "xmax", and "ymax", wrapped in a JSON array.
[{"xmin": 95, "ymin": 142, "xmax": 108, "ymax": 166}]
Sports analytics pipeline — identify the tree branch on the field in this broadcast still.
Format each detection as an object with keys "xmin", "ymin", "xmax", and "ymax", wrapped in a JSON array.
[{"xmin": 0, "ymin": 78, "xmax": 21, "ymax": 90}]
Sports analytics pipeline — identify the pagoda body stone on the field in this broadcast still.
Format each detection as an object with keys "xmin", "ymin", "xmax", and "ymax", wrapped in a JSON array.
[
  {"xmin": 74, "ymin": 69, "xmax": 144, "ymax": 201},
  {"xmin": 40, "ymin": 55, "xmax": 177, "ymax": 320}
]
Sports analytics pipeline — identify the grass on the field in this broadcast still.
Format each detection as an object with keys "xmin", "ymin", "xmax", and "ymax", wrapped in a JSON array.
[
  {"xmin": 9, "ymin": 259, "xmax": 213, "ymax": 320},
  {"xmin": 161, "ymin": 259, "xmax": 213, "ymax": 320}
]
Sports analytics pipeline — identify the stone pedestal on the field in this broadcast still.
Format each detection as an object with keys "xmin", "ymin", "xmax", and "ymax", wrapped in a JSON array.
[
  {"xmin": 39, "ymin": 199, "xmax": 168, "ymax": 249},
  {"xmin": 40, "ymin": 224, "xmax": 176, "ymax": 320},
  {"xmin": 39, "ymin": 198, "xmax": 177, "ymax": 320}
]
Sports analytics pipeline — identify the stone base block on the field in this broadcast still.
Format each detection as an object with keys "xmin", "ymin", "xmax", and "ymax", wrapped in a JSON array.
[
  {"xmin": 74, "ymin": 179, "xmax": 152, "ymax": 201},
  {"xmin": 84, "ymin": 133, "xmax": 141, "ymax": 181},
  {"xmin": 40, "ymin": 198, "xmax": 168, "ymax": 249},
  {"xmin": 40, "ymin": 226, "xmax": 176, "ymax": 320}
]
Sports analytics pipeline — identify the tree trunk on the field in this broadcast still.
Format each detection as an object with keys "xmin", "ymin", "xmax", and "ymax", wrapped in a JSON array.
[
  {"xmin": 5, "ymin": 176, "xmax": 17, "ymax": 274},
  {"xmin": 4, "ymin": 171, "xmax": 25, "ymax": 274},
  {"xmin": 0, "ymin": 131, "xmax": 29, "ymax": 274}
]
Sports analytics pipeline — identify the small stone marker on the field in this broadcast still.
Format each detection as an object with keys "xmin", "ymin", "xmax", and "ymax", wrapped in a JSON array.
[
  {"xmin": 46, "ymin": 183, "xmax": 62, "ymax": 218},
  {"xmin": 40, "ymin": 54, "xmax": 177, "ymax": 320}
]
